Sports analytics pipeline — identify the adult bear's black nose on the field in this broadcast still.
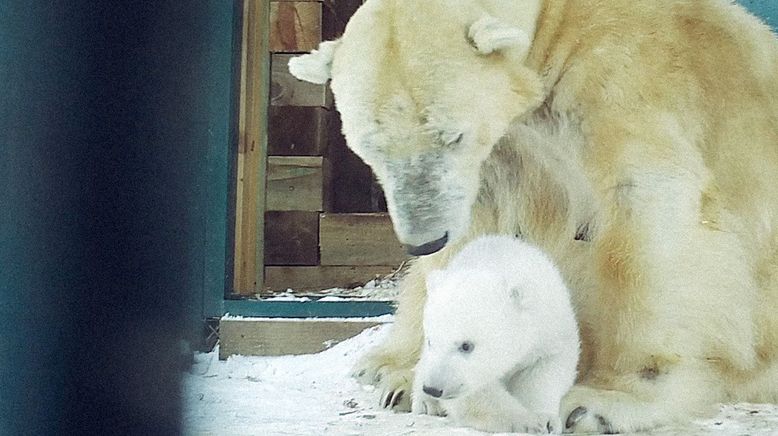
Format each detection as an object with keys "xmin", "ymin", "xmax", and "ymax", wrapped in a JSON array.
[
  {"xmin": 405, "ymin": 232, "xmax": 448, "ymax": 256},
  {"xmin": 422, "ymin": 385, "xmax": 443, "ymax": 398}
]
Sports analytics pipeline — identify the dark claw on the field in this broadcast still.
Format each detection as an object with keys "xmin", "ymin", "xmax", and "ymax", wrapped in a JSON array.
[
  {"xmin": 357, "ymin": 369, "xmax": 366, "ymax": 377},
  {"xmin": 381, "ymin": 392, "xmax": 391, "ymax": 408},
  {"xmin": 390, "ymin": 390, "xmax": 404, "ymax": 408},
  {"xmin": 565, "ymin": 406, "xmax": 588, "ymax": 430},
  {"xmin": 380, "ymin": 390, "xmax": 405, "ymax": 409}
]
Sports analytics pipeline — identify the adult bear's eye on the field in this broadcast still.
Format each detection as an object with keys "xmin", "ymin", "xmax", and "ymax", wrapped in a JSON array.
[
  {"xmin": 438, "ymin": 130, "xmax": 464, "ymax": 147},
  {"xmin": 458, "ymin": 341, "xmax": 474, "ymax": 353}
]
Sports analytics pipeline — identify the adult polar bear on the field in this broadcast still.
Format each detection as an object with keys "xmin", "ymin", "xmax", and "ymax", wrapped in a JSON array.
[{"xmin": 290, "ymin": 0, "xmax": 778, "ymax": 433}]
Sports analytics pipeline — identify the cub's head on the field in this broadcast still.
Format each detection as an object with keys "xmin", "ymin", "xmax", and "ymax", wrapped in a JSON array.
[
  {"xmin": 414, "ymin": 268, "xmax": 536, "ymax": 400},
  {"xmin": 290, "ymin": 0, "xmax": 543, "ymax": 255}
]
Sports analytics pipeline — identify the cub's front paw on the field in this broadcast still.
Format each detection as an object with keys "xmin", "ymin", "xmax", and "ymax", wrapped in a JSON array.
[
  {"xmin": 512, "ymin": 412, "xmax": 560, "ymax": 434},
  {"xmin": 411, "ymin": 391, "xmax": 446, "ymax": 417}
]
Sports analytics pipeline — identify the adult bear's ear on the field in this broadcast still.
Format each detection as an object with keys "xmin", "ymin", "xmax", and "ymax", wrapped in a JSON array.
[
  {"xmin": 288, "ymin": 40, "xmax": 341, "ymax": 84},
  {"xmin": 468, "ymin": 15, "xmax": 530, "ymax": 55}
]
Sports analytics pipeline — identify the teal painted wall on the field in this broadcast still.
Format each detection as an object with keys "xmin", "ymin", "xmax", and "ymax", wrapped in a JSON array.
[
  {"xmin": 197, "ymin": 1, "xmax": 237, "ymax": 321},
  {"xmin": 741, "ymin": 0, "xmax": 778, "ymax": 29}
]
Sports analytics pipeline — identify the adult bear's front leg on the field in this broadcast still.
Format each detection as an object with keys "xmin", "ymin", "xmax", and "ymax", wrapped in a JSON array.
[
  {"xmin": 561, "ymin": 362, "xmax": 723, "ymax": 433},
  {"xmin": 561, "ymin": 158, "xmax": 757, "ymax": 432}
]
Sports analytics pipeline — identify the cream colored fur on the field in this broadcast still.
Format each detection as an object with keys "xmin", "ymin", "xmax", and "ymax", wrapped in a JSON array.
[{"xmin": 291, "ymin": 0, "xmax": 778, "ymax": 432}]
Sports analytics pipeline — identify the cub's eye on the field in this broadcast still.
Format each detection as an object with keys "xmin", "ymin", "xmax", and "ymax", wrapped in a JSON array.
[{"xmin": 458, "ymin": 341, "xmax": 474, "ymax": 353}]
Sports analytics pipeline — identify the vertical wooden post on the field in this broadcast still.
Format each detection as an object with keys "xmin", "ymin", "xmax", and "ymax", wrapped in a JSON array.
[{"xmin": 233, "ymin": 0, "xmax": 269, "ymax": 295}]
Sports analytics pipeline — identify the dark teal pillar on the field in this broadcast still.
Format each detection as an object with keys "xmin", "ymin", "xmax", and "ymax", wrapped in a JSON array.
[{"xmin": 1, "ymin": 1, "xmax": 235, "ymax": 434}]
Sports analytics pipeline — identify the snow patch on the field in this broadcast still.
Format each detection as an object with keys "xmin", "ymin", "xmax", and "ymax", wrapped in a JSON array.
[
  {"xmin": 259, "ymin": 273, "xmax": 404, "ymax": 301},
  {"xmin": 183, "ymin": 325, "xmax": 778, "ymax": 435}
]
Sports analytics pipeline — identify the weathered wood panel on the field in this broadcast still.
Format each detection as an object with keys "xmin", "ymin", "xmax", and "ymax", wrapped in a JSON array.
[
  {"xmin": 319, "ymin": 213, "xmax": 408, "ymax": 266},
  {"xmin": 271, "ymin": 53, "xmax": 332, "ymax": 107},
  {"xmin": 269, "ymin": 1, "xmax": 322, "ymax": 52},
  {"xmin": 264, "ymin": 211, "xmax": 319, "ymax": 265},
  {"xmin": 266, "ymin": 156, "xmax": 331, "ymax": 211},
  {"xmin": 264, "ymin": 265, "xmax": 395, "ymax": 293},
  {"xmin": 322, "ymin": 0, "xmax": 364, "ymax": 40},
  {"xmin": 219, "ymin": 319, "xmax": 384, "ymax": 358},
  {"xmin": 268, "ymin": 106, "xmax": 329, "ymax": 155},
  {"xmin": 233, "ymin": 0, "xmax": 270, "ymax": 295},
  {"xmin": 327, "ymin": 113, "xmax": 386, "ymax": 212}
]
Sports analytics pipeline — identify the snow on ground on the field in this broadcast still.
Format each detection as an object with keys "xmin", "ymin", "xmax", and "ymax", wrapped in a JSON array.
[
  {"xmin": 256, "ymin": 272, "xmax": 405, "ymax": 301},
  {"xmin": 183, "ymin": 323, "xmax": 778, "ymax": 436}
]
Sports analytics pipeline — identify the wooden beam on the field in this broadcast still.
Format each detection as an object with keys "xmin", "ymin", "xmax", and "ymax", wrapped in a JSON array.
[
  {"xmin": 319, "ymin": 213, "xmax": 409, "ymax": 266},
  {"xmin": 269, "ymin": 1, "xmax": 322, "ymax": 52},
  {"xmin": 264, "ymin": 265, "xmax": 395, "ymax": 293},
  {"xmin": 233, "ymin": 0, "xmax": 270, "ymax": 295},
  {"xmin": 266, "ymin": 156, "xmax": 331, "ymax": 211},
  {"xmin": 219, "ymin": 319, "xmax": 385, "ymax": 358}
]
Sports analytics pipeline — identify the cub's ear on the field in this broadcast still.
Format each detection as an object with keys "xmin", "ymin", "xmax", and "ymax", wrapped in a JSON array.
[
  {"xmin": 468, "ymin": 15, "xmax": 530, "ymax": 55},
  {"xmin": 288, "ymin": 40, "xmax": 341, "ymax": 84}
]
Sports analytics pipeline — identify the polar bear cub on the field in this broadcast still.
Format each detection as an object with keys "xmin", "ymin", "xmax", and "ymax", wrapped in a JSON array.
[{"xmin": 412, "ymin": 235, "xmax": 579, "ymax": 434}]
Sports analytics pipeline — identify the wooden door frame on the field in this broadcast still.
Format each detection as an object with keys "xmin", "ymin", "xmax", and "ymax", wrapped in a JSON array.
[{"xmin": 233, "ymin": 0, "xmax": 269, "ymax": 295}]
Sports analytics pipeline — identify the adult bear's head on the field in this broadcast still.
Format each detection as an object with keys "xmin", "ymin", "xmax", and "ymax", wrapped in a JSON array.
[{"xmin": 290, "ymin": 0, "xmax": 544, "ymax": 255}]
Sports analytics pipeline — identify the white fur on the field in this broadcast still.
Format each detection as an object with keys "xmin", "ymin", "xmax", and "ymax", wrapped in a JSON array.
[
  {"xmin": 288, "ymin": 40, "xmax": 340, "ymax": 84},
  {"xmin": 324, "ymin": 0, "xmax": 778, "ymax": 433},
  {"xmin": 412, "ymin": 235, "xmax": 580, "ymax": 434}
]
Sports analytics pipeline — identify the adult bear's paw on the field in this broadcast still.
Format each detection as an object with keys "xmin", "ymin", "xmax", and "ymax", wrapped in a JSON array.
[
  {"xmin": 560, "ymin": 386, "xmax": 618, "ymax": 434},
  {"xmin": 352, "ymin": 350, "xmax": 414, "ymax": 412}
]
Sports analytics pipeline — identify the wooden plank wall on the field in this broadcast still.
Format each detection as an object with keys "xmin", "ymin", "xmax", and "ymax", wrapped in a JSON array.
[
  {"xmin": 269, "ymin": 1, "xmax": 322, "ymax": 52},
  {"xmin": 261, "ymin": 0, "xmax": 404, "ymax": 295},
  {"xmin": 266, "ymin": 156, "xmax": 331, "ymax": 211},
  {"xmin": 319, "ymin": 213, "xmax": 407, "ymax": 266}
]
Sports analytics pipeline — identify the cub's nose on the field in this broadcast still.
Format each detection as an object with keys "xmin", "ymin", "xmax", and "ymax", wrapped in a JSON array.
[
  {"xmin": 405, "ymin": 232, "xmax": 448, "ymax": 256},
  {"xmin": 422, "ymin": 385, "xmax": 443, "ymax": 398}
]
